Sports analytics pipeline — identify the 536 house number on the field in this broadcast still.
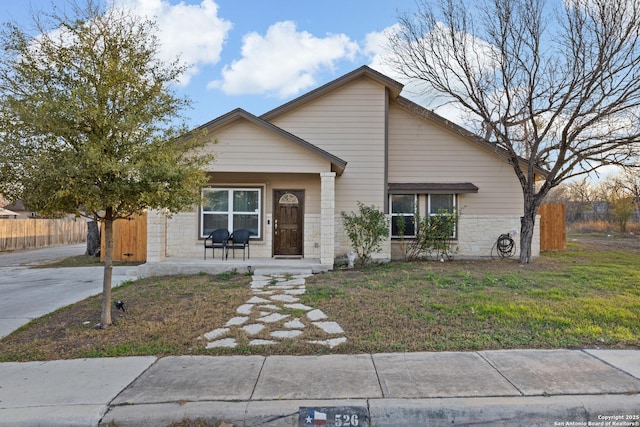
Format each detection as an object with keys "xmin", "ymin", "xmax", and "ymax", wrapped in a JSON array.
[{"xmin": 334, "ymin": 414, "xmax": 359, "ymax": 426}]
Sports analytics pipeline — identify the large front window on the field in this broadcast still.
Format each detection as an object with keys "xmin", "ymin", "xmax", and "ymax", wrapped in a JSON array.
[{"xmin": 201, "ymin": 188, "xmax": 261, "ymax": 238}]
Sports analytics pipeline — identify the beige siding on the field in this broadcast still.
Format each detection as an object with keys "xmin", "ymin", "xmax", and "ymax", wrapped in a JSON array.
[
  {"xmin": 202, "ymin": 119, "xmax": 331, "ymax": 174},
  {"xmin": 270, "ymin": 77, "xmax": 388, "ymax": 213},
  {"xmin": 388, "ymin": 103, "xmax": 523, "ymax": 215}
]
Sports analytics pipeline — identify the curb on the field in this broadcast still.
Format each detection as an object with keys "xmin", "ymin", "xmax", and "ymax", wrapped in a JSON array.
[{"xmin": 101, "ymin": 394, "xmax": 640, "ymax": 426}]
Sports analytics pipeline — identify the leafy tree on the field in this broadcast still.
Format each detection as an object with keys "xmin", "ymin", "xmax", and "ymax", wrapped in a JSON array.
[
  {"xmin": 388, "ymin": 0, "xmax": 640, "ymax": 263},
  {"xmin": 341, "ymin": 202, "xmax": 390, "ymax": 266},
  {"xmin": 0, "ymin": 1, "xmax": 212, "ymax": 327},
  {"xmin": 601, "ymin": 174, "xmax": 636, "ymax": 232},
  {"xmin": 608, "ymin": 168, "xmax": 640, "ymax": 215}
]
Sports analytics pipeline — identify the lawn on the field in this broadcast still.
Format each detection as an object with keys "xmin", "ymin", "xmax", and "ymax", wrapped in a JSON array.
[{"xmin": 0, "ymin": 235, "xmax": 638, "ymax": 361}]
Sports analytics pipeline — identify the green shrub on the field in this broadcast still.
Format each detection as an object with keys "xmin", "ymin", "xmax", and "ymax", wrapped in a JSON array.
[
  {"xmin": 341, "ymin": 202, "xmax": 390, "ymax": 266},
  {"xmin": 401, "ymin": 210, "xmax": 459, "ymax": 261}
]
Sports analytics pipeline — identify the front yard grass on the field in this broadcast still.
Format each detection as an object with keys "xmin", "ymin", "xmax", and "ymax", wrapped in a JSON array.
[{"xmin": 0, "ymin": 235, "xmax": 638, "ymax": 361}]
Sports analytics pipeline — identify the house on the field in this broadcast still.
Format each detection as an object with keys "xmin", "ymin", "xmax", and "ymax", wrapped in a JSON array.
[
  {"xmin": 1, "ymin": 200, "xmax": 36, "ymax": 219},
  {"xmin": 0, "ymin": 207, "xmax": 19, "ymax": 219},
  {"xmin": 145, "ymin": 66, "xmax": 541, "ymax": 271}
]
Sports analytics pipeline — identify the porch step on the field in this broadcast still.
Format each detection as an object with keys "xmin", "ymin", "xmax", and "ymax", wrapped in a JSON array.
[{"xmin": 132, "ymin": 259, "xmax": 330, "ymax": 278}]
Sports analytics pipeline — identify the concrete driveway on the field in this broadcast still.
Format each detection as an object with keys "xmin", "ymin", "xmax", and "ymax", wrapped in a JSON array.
[{"xmin": 0, "ymin": 245, "xmax": 131, "ymax": 338}]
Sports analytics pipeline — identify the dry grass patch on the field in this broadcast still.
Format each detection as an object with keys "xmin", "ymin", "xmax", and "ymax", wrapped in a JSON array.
[
  {"xmin": 0, "ymin": 272, "xmax": 252, "ymax": 361},
  {"xmin": 1, "ymin": 234, "xmax": 639, "ymax": 361}
]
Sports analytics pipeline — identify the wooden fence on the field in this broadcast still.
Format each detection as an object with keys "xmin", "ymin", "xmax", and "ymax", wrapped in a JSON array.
[
  {"xmin": 101, "ymin": 214, "xmax": 147, "ymax": 262},
  {"xmin": 539, "ymin": 204, "xmax": 566, "ymax": 251},
  {"xmin": 0, "ymin": 218, "xmax": 87, "ymax": 252}
]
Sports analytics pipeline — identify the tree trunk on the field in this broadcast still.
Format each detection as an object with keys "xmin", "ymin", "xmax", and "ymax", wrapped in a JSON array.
[
  {"xmin": 519, "ymin": 198, "xmax": 539, "ymax": 264},
  {"xmin": 101, "ymin": 210, "xmax": 114, "ymax": 328},
  {"xmin": 85, "ymin": 220, "xmax": 100, "ymax": 256}
]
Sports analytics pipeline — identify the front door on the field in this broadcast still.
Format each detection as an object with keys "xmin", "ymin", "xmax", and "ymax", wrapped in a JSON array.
[{"xmin": 273, "ymin": 190, "xmax": 304, "ymax": 257}]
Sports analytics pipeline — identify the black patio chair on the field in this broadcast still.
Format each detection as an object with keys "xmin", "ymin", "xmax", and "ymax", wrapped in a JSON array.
[
  {"xmin": 226, "ymin": 229, "xmax": 251, "ymax": 260},
  {"xmin": 204, "ymin": 229, "xmax": 230, "ymax": 260}
]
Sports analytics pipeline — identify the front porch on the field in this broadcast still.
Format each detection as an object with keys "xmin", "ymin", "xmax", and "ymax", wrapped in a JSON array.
[{"xmin": 133, "ymin": 256, "xmax": 329, "ymax": 278}]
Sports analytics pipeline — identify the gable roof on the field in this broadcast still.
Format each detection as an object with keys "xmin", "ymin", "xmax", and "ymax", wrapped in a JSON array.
[
  {"xmin": 260, "ymin": 65, "xmax": 404, "ymax": 121},
  {"xmin": 195, "ymin": 108, "xmax": 347, "ymax": 176},
  {"xmin": 259, "ymin": 65, "xmax": 546, "ymax": 179},
  {"xmin": 0, "ymin": 207, "xmax": 19, "ymax": 217}
]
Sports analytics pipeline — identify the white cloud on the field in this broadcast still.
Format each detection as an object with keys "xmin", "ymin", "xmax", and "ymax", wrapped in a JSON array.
[
  {"xmin": 209, "ymin": 21, "xmax": 359, "ymax": 98},
  {"xmin": 364, "ymin": 24, "xmax": 402, "ymax": 80},
  {"xmin": 364, "ymin": 24, "xmax": 492, "ymax": 130},
  {"xmin": 110, "ymin": 0, "xmax": 232, "ymax": 86}
]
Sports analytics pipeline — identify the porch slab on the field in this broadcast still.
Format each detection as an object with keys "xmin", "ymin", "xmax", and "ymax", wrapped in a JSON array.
[{"xmin": 134, "ymin": 257, "xmax": 327, "ymax": 277}]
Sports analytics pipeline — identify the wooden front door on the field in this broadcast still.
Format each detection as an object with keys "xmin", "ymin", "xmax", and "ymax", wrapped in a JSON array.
[{"xmin": 273, "ymin": 190, "xmax": 304, "ymax": 257}]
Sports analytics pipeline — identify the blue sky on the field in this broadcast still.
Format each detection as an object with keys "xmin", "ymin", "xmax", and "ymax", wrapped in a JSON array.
[{"xmin": 1, "ymin": 0, "xmax": 421, "ymax": 128}]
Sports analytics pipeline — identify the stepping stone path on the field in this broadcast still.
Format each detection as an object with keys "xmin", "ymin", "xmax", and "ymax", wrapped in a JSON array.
[{"xmin": 202, "ymin": 274, "xmax": 347, "ymax": 349}]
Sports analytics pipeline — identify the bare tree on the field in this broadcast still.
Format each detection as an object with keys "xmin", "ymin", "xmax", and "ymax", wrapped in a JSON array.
[
  {"xmin": 388, "ymin": 0, "xmax": 640, "ymax": 262},
  {"xmin": 569, "ymin": 179, "xmax": 609, "ymax": 222}
]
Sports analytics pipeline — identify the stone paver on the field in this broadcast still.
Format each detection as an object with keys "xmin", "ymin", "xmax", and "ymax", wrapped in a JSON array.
[
  {"xmin": 201, "ymin": 274, "xmax": 347, "ymax": 349},
  {"xmin": 270, "ymin": 294, "xmax": 300, "ymax": 303},
  {"xmin": 259, "ymin": 312, "xmax": 290, "ymax": 323},
  {"xmin": 203, "ymin": 328, "xmax": 229, "ymax": 340},
  {"xmin": 236, "ymin": 304, "xmax": 253, "ymax": 314},
  {"xmin": 242, "ymin": 324, "xmax": 265, "ymax": 335},
  {"xmin": 307, "ymin": 309, "xmax": 328, "ymax": 321},
  {"xmin": 205, "ymin": 338, "xmax": 237, "ymax": 348},
  {"xmin": 271, "ymin": 330, "xmax": 303, "ymax": 338},
  {"xmin": 225, "ymin": 316, "xmax": 249, "ymax": 326},
  {"xmin": 313, "ymin": 321, "xmax": 345, "ymax": 334},
  {"xmin": 284, "ymin": 318, "xmax": 305, "ymax": 329},
  {"xmin": 284, "ymin": 303, "xmax": 314, "ymax": 311}
]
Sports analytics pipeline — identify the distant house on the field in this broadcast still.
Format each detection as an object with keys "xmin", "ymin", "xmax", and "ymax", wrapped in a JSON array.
[
  {"xmin": 0, "ymin": 208, "xmax": 19, "ymax": 219},
  {"xmin": 146, "ymin": 66, "xmax": 542, "ymax": 269},
  {"xmin": 0, "ymin": 200, "xmax": 35, "ymax": 219}
]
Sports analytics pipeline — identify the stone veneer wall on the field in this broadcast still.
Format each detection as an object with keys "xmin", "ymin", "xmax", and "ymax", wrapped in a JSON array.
[
  {"xmin": 456, "ymin": 215, "xmax": 539, "ymax": 258},
  {"xmin": 389, "ymin": 215, "xmax": 540, "ymax": 260},
  {"xmin": 155, "ymin": 212, "xmax": 539, "ymax": 262}
]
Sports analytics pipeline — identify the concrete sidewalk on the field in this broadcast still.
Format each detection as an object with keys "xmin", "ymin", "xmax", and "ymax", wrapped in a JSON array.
[
  {"xmin": 0, "ymin": 244, "xmax": 86, "ymax": 267},
  {"xmin": 0, "ymin": 265, "xmax": 132, "ymax": 339},
  {"xmin": 1, "ymin": 349, "xmax": 638, "ymax": 427}
]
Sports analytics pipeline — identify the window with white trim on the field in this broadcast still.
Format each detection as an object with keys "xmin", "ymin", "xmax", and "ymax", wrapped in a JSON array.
[
  {"xmin": 390, "ymin": 194, "xmax": 416, "ymax": 237},
  {"xmin": 428, "ymin": 194, "xmax": 457, "ymax": 238},
  {"xmin": 201, "ymin": 188, "xmax": 261, "ymax": 238}
]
